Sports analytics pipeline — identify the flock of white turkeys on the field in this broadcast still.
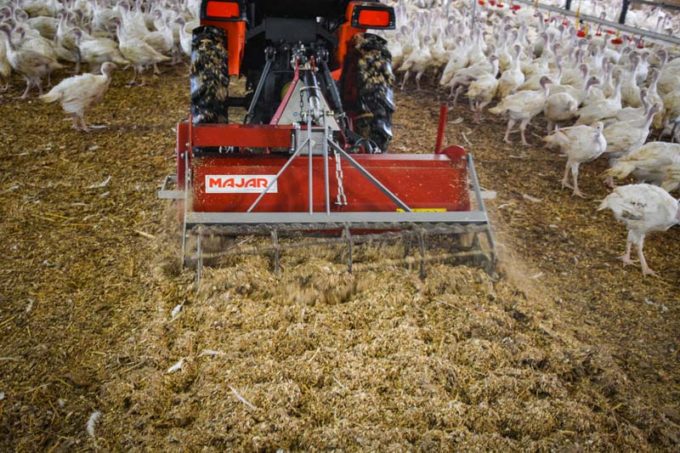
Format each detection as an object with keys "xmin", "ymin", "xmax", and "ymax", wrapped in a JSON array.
[
  {"xmin": 382, "ymin": 0, "xmax": 679, "ymax": 275},
  {"xmin": 0, "ymin": 0, "xmax": 200, "ymax": 127},
  {"xmin": 0, "ymin": 0, "xmax": 678, "ymax": 275}
]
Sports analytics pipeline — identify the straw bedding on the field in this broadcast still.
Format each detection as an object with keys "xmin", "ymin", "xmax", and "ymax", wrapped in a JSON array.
[{"xmin": 0, "ymin": 67, "xmax": 678, "ymax": 451}]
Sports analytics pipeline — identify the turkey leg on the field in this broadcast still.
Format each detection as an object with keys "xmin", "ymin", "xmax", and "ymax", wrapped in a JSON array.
[
  {"xmin": 620, "ymin": 231, "xmax": 638, "ymax": 266},
  {"xmin": 571, "ymin": 163, "xmax": 585, "ymax": 197},
  {"xmin": 127, "ymin": 67, "xmax": 139, "ymax": 86},
  {"xmin": 546, "ymin": 121, "xmax": 554, "ymax": 134},
  {"xmin": 452, "ymin": 85, "xmax": 464, "ymax": 107},
  {"xmin": 519, "ymin": 118, "xmax": 531, "ymax": 146},
  {"xmin": 619, "ymin": 239, "xmax": 634, "ymax": 266},
  {"xmin": 79, "ymin": 116, "xmax": 91, "ymax": 132},
  {"xmin": 503, "ymin": 118, "xmax": 516, "ymax": 144},
  {"xmin": 71, "ymin": 114, "xmax": 84, "ymax": 131},
  {"xmin": 401, "ymin": 71, "xmax": 410, "ymax": 90},
  {"xmin": 561, "ymin": 161, "xmax": 572, "ymax": 189},
  {"xmin": 415, "ymin": 72, "xmax": 423, "ymax": 91},
  {"xmin": 473, "ymin": 102, "xmax": 481, "ymax": 124},
  {"xmin": 74, "ymin": 49, "xmax": 82, "ymax": 75},
  {"xmin": 19, "ymin": 78, "xmax": 32, "ymax": 99},
  {"xmin": 636, "ymin": 236, "xmax": 657, "ymax": 277}
]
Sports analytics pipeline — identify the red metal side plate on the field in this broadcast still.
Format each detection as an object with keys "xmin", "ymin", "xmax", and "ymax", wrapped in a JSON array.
[
  {"xmin": 191, "ymin": 153, "xmax": 471, "ymax": 213},
  {"xmin": 191, "ymin": 123, "xmax": 295, "ymax": 148}
]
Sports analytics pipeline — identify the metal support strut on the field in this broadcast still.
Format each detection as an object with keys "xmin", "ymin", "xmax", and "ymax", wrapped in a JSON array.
[
  {"xmin": 619, "ymin": 0, "xmax": 630, "ymax": 25},
  {"xmin": 245, "ymin": 47, "xmax": 275, "ymax": 124},
  {"xmin": 344, "ymin": 226, "xmax": 353, "ymax": 273},
  {"xmin": 468, "ymin": 153, "xmax": 497, "ymax": 264},
  {"xmin": 246, "ymin": 62, "xmax": 413, "ymax": 215},
  {"xmin": 271, "ymin": 229, "xmax": 280, "ymax": 273},
  {"xmin": 417, "ymin": 229, "xmax": 427, "ymax": 280}
]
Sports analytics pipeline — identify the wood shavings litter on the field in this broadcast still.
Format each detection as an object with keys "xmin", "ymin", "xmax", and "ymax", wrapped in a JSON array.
[
  {"xmin": 86, "ymin": 411, "xmax": 101, "ymax": 438},
  {"xmin": 170, "ymin": 304, "xmax": 183, "ymax": 319},
  {"xmin": 166, "ymin": 358, "xmax": 185, "ymax": 374},
  {"xmin": 87, "ymin": 176, "xmax": 111, "ymax": 189},
  {"xmin": 461, "ymin": 132, "xmax": 472, "ymax": 147},
  {"xmin": 644, "ymin": 299, "xmax": 669, "ymax": 313},
  {"xmin": 1, "ymin": 67, "xmax": 678, "ymax": 452},
  {"xmin": 522, "ymin": 194, "xmax": 543, "ymax": 203},
  {"xmin": 135, "ymin": 230, "xmax": 156, "ymax": 240},
  {"xmin": 198, "ymin": 349, "xmax": 226, "ymax": 357},
  {"xmin": 229, "ymin": 386, "xmax": 259, "ymax": 411}
]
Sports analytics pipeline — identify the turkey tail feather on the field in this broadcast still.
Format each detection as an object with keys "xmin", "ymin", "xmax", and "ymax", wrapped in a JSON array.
[
  {"xmin": 603, "ymin": 162, "xmax": 636, "ymax": 181},
  {"xmin": 39, "ymin": 88, "xmax": 62, "ymax": 104},
  {"xmin": 598, "ymin": 193, "xmax": 617, "ymax": 212}
]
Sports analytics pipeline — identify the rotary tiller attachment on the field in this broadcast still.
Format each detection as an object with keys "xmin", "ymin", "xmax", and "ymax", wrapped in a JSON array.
[{"xmin": 184, "ymin": 217, "xmax": 495, "ymax": 282}]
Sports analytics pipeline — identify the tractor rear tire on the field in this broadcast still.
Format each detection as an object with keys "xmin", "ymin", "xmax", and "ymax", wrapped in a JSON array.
[
  {"xmin": 342, "ymin": 33, "xmax": 395, "ymax": 153},
  {"xmin": 190, "ymin": 26, "xmax": 230, "ymax": 124}
]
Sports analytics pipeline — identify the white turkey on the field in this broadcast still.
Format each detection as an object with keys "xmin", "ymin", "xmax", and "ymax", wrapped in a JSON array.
[
  {"xmin": 40, "ymin": 62, "xmax": 116, "ymax": 131},
  {"xmin": 520, "ymin": 54, "xmax": 554, "ymax": 90},
  {"xmin": 645, "ymin": 69, "xmax": 664, "ymax": 130},
  {"xmin": 0, "ymin": 27, "xmax": 10, "ymax": 92},
  {"xmin": 176, "ymin": 17, "xmax": 199, "ymax": 59},
  {"xmin": 21, "ymin": 0, "xmax": 61, "ymax": 18},
  {"xmin": 429, "ymin": 32, "xmax": 448, "ymax": 79},
  {"xmin": 496, "ymin": 43, "xmax": 525, "ymax": 100},
  {"xmin": 116, "ymin": 23, "xmax": 170, "ymax": 84},
  {"xmin": 604, "ymin": 142, "xmax": 680, "ymax": 193},
  {"xmin": 575, "ymin": 71, "xmax": 622, "ymax": 125},
  {"xmin": 599, "ymin": 184, "xmax": 679, "ymax": 276},
  {"xmin": 636, "ymin": 51, "xmax": 650, "ymax": 85},
  {"xmin": 74, "ymin": 28, "xmax": 128, "ymax": 72},
  {"xmin": 467, "ymin": 62, "xmax": 500, "ymax": 123},
  {"xmin": 614, "ymin": 89, "xmax": 649, "ymax": 124},
  {"xmin": 438, "ymin": 37, "xmax": 470, "ymax": 87},
  {"xmin": 544, "ymin": 91, "xmax": 578, "ymax": 133},
  {"xmin": 142, "ymin": 12, "xmax": 175, "ymax": 71},
  {"xmin": 0, "ymin": 25, "xmax": 62, "ymax": 98},
  {"xmin": 620, "ymin": 53, "xmax": 643, "ymax": 108},
  {"xmin": 92, "ymin": 0, "xmax": 122, "ymax": 36},
  {"xmin": 386, "ymin": 26, "xmax": 405, "ymax": 70},
  {"xmin": 399, "ymin": 35, "xmax": 432, "ymax": 90},
  {"xmin": 551, "ymin": 75, "xmax": 601, "ymax": 107},
  {"xmin": 657, "ymin": 50, "xmax": 680, "ymax": 97},
  {"xmin": 489, "ymin": 76, "xmax": 553, "ymax": 146},
  {"xmin": 55, "ymin": 12, "xmax": 82, "ymax": 73},
  {"xmin": 604, "ymin": 103, "xmax": 662, "ymax": 156},
  {"xmin": 602, "ymin": 103, "xmax": 663, "ymax": 187},
  {"xmin": 20, "ymin": 12, "xmax": 59, "ymax": 41},
  {"xmin": 560, "ymin": 53, "xmax": 588, "ymax": 88},
  {"xmin": 447, "ymin": 56, "xmax": 498, "ymax": 105},
  {"xmin": 13, "ymin": 26, "xmax": 60, "ymax": 76},
  {"xmin": 544, "ymin": 122, "xmax": 607, "ymax": 197}
]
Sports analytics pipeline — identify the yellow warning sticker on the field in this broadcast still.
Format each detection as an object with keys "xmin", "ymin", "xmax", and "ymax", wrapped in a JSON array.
[{"xmin": 396, "ymin": 208, "xmax": 447, "ymax": 213}]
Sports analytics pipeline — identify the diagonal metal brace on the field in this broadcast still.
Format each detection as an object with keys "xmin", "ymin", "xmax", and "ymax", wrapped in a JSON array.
[
  {"xmin": 246, "ymin": 138, "xmax": 310, "ymax": 213},
  {"xmin": 327, "ymin": 140, "xmax": 412, "ymax": 212}
]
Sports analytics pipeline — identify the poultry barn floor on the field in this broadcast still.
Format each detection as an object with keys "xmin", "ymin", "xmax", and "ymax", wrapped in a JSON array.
[{"xmin": 1, "ymin": 67, "xmax": 679, "ymax": 451}]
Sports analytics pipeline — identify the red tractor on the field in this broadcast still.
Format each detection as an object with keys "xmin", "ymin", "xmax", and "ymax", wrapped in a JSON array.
[{"xmin": 159, "ymin": 0, "xmax": 495, "ymax": 276}]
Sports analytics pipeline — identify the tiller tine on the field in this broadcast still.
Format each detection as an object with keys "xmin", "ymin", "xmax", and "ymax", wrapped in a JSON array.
[{"xmin": 184, "ymin": 220, "xmax": 496, "ymax": 287}]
